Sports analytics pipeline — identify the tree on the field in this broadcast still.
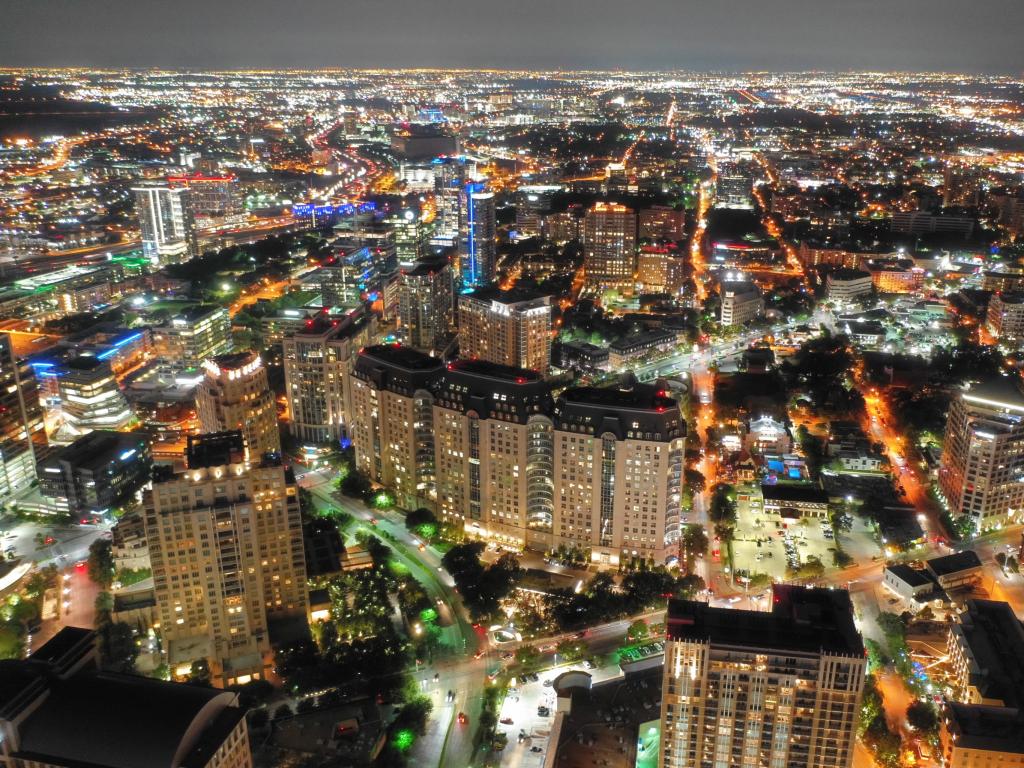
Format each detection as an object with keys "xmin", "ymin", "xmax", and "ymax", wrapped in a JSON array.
[
  {"xmin": 906, "ymin": 700, "xmax": 939, "ymax": 735},
  {"xmin": 626, "ymin": 619, "xmax": 650, "ymax": 643},
  {"xmin": 996, "ymin": 552, "xmax": 1008, "ymax": 570},
  {"xmin": 684, "ymin": 468, "xmax": 706, "ymax": 494},
  {"xmin": 87, "ymin": 538, "xmax": 115, "ymax": 590},
  {"xmin": 515, "ymin": 645, "xmax": 540, "ymax": 666},
  {"xmin": 248, "ymin": 709, "xmax": 269, "ymax": 730},
  {"xmin": 97, "ymin": 621, "xmax": 138, "ymax": 673},
  {"xmin": 273, "ymin": 703, "xmax": 293, "ymax": 720},
  {"xmin": 189, "ymin": 658, "xmax": 212, "ymax": 686},
  {"xmin": 681, "ymin": 524, "xmax": 709, "ymax": 569},
  {"xmin": 94, "ymin": 591, "xmax": 114, "ymax": 621},
  {"xmin": 555, "ymin": 639, "xmax": 585, "ymax": 662}
]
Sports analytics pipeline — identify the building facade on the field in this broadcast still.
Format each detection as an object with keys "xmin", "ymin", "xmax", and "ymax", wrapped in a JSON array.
[
  {"xmin": 459, "ymin": 183, "xmax": 496, "ymax": 288},
  {"xmin": 0, "ymin": 334, "xmax": 45, "ymax": 499},
  {"xmin": 132, "ymin": 183, "xmax": 199, "ymax": 265},
  {"xmin": 282, "ymin": 311, "xmax": 375, "ymax": 444},
  {"xmin": 584, "ymin": 202, "xmax": 637, "ymax": 290},
  {"xmin": 660, "ymin": 586, "xmax": 866, "ymax": 768},
  {"xmin": 155, "ymin": 305, "xmax": 232, "ymax": 370},
  {"xmin": 144, "ymin": 432, "xmax": 307, "ymax": 687},
  {"xmin": 458, "ymin": 286, "xmax": 552, "ymax": 374},
  {"xmin": 720, "ymin": 281, "xmax": 764, "ymax": 326},
  {"xmin": 939, "ymin": 379, "xmax": 1024, "ymax": 532},
  {"xmin": 398, "ymin": 255, "xmax": 454, "ymax": 354},
  {"xmin": 196, "ymin": 351, "xmax": 280, "ymax": 458}
]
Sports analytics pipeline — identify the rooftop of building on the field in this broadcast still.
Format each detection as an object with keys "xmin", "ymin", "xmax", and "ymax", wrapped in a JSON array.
[
  {"xmin": 207, "ymin": 349, "xmax": 259, "ymax": 370},
  {"xmin": 760, "ymin": 483, "xmax": 830, "ymax": 504},
  {"xmin": 945, "ymin": 703, "xmax": 1024, "ymax": 754},
  {"xmin": 667, "ymin": 584, "xmax": 863, "ymax": 657},
  {"xmin": 462, "ymin": 284, "xmax": 550, "ymax": 306},
  {"xmin": 884, "ymin": 564, "xmax": 933, "ymax": 589},
  {"xmin": 991, "ymin": 292, "xmax": 1024, "ymax": 305},
  {"xmin": 402, "ymin": 254, "xmax": 450, "ymax": 277},
  {"xmin": 445, "ymin": 358, "xmax": 543, "ymax": 384},
  {"xmin": 15, "ymin": 671, "xmax": 238, "ymax": 768},
  {"xmin": 359, "ymin": 343, "xmax": 445, "ymax": 372},
  {"xmin": 559, "ymin": 384, "xmax": 676, "ymax": 413},
  {"xmin": 186, "ymin": 431, "xmax": 246, "ymax": 469},
  {"xmin": 926, "ymin": 550, "xmax": 983, "ymax": 578},
  {"xmin": 39, "ymin": 430, "xmax": 149, "ymax": 471},
  {"xmin": 828, "ymin": 268, "xmax": 872, "ymax": 280},
  {"xmin": 170, "ymin": 304, "xmax": 224, "ymax": 323},
  {"xmin": 961, "ymin": 377, "xmax": 1024, "ymax": 413},
  {"xmin": 952, "ymin": 599, "xmax": 1024, "ymax": 708}
]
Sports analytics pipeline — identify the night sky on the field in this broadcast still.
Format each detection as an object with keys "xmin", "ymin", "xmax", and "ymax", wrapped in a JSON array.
[{"xmin": 3, "ymin": 0, "xmax": 1023, "ymax": 73}]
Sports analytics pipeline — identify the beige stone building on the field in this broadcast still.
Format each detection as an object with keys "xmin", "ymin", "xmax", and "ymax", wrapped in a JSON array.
[
  {"xmin": 144, "ymin": 432, "xmax": 307, "ymax": 687},
  {"xmin": 660, "ymin": 587, "xmax": 866, "ymax": 768},
  {"xmin": 457, "ymin": 286, "xmax": 552, "ymax": 374},
  {"xmin": 196, "ymin": 350, "xmax": 280, "ymax": 457},
  {"xmin": 583, "ymin": 202, "xmax": 636, "ymax": 290}
]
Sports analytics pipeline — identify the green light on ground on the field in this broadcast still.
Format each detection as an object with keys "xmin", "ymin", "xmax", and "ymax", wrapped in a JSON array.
[
  {"xmin": 373, "ymin": 492, "xmax": 392, "ymax": 509},
  {"xmin": 420, "ymin": 607, "xmax": 438, "ymax": 623},
  {"xmin": 636, "ymin": 719, "xmax": 660, "ymax": 768},
  {"xmin": 393, "ymin": 729, "xmax": 415, "ymax": 751}
]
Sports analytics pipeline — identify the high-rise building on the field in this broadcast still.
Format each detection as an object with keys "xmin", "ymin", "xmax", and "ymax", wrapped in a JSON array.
[
  {"xmin": 939, "ymin": 379, "xmax": 1024, "ymax": 532},
  {"xmin": 0, "ymin": 627, "xmax": 252, "ymax": 768},
  {"xmin": 37, "ymin": 430, "xmax": 152, "ymax": 517},
  {"xmin": 309, "ymin": 247, "xmax": 375, "ymax": 309},
  {"xmin": 0, "ymin": 334, "xmax": 46, "ymax": 498},
  {"xmin": 636, "ymin": 246, "xmax": 678, "ymax": 294},
  {"xmin": 387, "ymin": 210, "xmax": 432, "ymax": 268},
  {"xmin": 943, "ymin": 162, "xmax": 982, "ymax": 208},
  {"xmin": 940, "ymin": 599, "xmax": 1024, "ymax": 768},
  {"xmin": 515, "ymin": 185, "xmax": 562, "ymax": 237},
  {"xmin": 719, "ymin": 280, "xmax": 764, "ymax": 326},
  {"xmin": 57, "ymin": 356, "xmax": 134, "ymax": 435},
  {"xmin": 155, "ymin": 305, "xmax": 232, "ymax": 370},
  {"xmin": 433, "ymin": 156, "xmax": 475, "ymax": 243},
  {"xmin": 282, "ymin": 311, "xmax": 376, "ymax": 444},
  {"xmin": 144, "ymin": 431, "xmax": 307, "ymax": 687},
  {"xmin": 985, "ymin": 292, "xmax": 1024, "ymax": 342},
  {"xmin": 460, "ymin": 183, "xmax": 496, "ymax": 288},
  {"xmin": 132, "ymin": 183, "xmax": 199, "ymax": 265},
  {"xmin": 583, "ymin": 202, "xmax": 637, "ymax": 290},
  {"xmin": 167, "ymin": 173, "xmax": 243, "ymax": 223},
  {"xmin": 433, "ymin": 360, "xmax": 554, "ymax": 548},
  {"xmin": 399, "ymin": 255, "xmax": 454, "ymax": 354},
  {"xmin": 458, "ymin": 286, "xmax": 552, "ymax": 374},
  {"xmin": 660, "ymin": 586, "xmax": 866, "ymax": 768},
  {"xmin": 551, "ymin": 384, "xmax": 684, "ymax": 564},
  {"xmin": 348, "ymin": 345, "xmax": 444, "ymax": 510},
  {"xmin": 197, "ymin": 351, "xmax": 280, "ymax": 458}
]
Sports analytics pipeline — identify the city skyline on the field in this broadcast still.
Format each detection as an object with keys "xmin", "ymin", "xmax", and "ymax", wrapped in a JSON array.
[{"xmin": 2, "ymin": 0, "xmax": 1024, "ymax": 73}]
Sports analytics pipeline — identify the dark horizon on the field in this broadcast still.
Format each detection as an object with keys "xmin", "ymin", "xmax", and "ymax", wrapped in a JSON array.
[{"xmin": 3, "ymin": 0, "xmax": 1024, "ymax": 75}]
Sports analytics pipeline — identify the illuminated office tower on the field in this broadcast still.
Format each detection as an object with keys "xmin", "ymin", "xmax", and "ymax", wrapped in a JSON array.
[
  {"xmin": 167, "ymin": 173, "xmax": 243, "ymax": 223},
  {"xmin": 939, "ymin": 379, "xmax": 1024, "ymax": 532},
  {"xmin": 458, "ymin": 286, "xmax": 552, "ymax": 374},
  {"xmin": 387, "ymin": 210, "xmax": 432, "ymax": 268},
  {"xmin": 660, "ymin": 586, "xmax": 866, "ymax": 768},
  {"xmin": 433, "ymin": 360, "xmax": 554, "ymax": 548},
  {"xmin": 583, "ymin": 202, "xmax": 636, "ymax": 290},
  {"xmin": 460, "ymin": 183, "xmax": 496, "ymax": 288},
  {"xmin": 0, "ymin": 334, "xmax": 46, "ymax": 498},
  {"xmin": 57, "ymin": 356, "xmax": 134, "ymax": 435},
  {"xmin": 433, "ymin": 156, "xmax": 475, "ymax": 242},
  {"xmin": 550, "ymin": 384, "xmax": 684, "ymax": 565},
  {"xmin": 399, "ymin": 255, "xmax": 454, "ymax": 354},
  {"xmin": 132, "ymin": 183, "xmax": 199, "ymax": 265},
  {"xmin": 144, "ymin": 431, "xmax": 307, "ymax": 687},
  {"xmin": 348, "ymin": 345, "xmax": 444, "ymax": 510},
  {"xmin": 155, "ymin": 306, "xmax": 232, "ymax": 370},
  {"xmin": 282, "ymin": 311, "xmax": 376, "ymax": 444},
  {"xmin": 196, "ymin": 351, "xmax": 280, "ymax": 457}
]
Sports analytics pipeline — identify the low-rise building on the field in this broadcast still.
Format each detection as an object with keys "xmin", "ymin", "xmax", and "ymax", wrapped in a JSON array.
[
  {"xmin": 37, "ymin": 431, "xmax": 152, "ymax": 517},
  {"xmin": 825, "ymin": 268, "xmax": 872, "ymax": 303},
  {"xmin": 883, "ymin": 564, "xmax": 935, "ymax": 602},
  {"xmin": 927, "ymin": 551, "xmax": 984, "ymax": 590},
  {"xmin": 607, "ymin": 328, "xmax": 676, "ymax": 369},
  {"xmin": 719, "ymin": 280, "xmax": 763, "ymax": 326},
  {"xmin": 759, "ymin": 483, "xmax": 830, "ymax": 518}
]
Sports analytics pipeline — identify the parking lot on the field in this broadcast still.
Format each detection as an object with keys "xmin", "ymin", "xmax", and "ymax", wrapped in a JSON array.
[{"xmin": 731, "ymin": 491, "xmax": 880, "ymax": 582}]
